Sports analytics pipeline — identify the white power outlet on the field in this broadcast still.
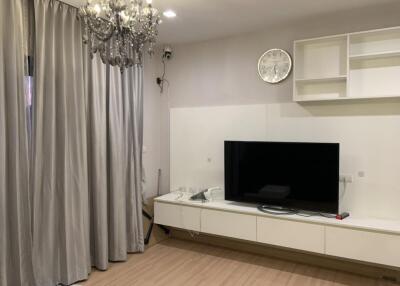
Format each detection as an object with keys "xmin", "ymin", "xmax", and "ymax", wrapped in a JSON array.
[{"xmin": 339, "ymin": 174, "xmax": 353, "ymax": 183}]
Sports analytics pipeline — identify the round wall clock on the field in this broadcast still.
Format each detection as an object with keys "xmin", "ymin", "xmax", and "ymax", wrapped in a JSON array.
[{"xmin": 257, "ymin": 49, "xmax": 292, "ymax": 84}]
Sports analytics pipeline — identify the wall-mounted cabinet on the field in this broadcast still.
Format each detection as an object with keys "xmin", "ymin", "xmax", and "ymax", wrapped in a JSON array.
[{"xmin": 293, "ymin": 27, "xmax": 400, "ymax": 102}]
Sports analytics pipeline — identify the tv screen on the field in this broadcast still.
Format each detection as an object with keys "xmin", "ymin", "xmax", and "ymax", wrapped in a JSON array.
[{"xmin": 224, "ymin": 141, "xmax": 339, "ymax": 214}]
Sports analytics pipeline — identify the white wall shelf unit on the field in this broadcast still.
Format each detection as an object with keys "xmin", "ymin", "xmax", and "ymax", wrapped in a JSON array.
[
  {"xmin": 155, "ymin": 193, "xmax": 400, "ymax": 269},
  {"xmin": 293, "ymin": 26, "xmax": 400, "ymax": 102}
]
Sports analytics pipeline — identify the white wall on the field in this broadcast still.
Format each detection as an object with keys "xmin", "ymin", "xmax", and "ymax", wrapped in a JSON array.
[
  {"xmin": 170, "ymin": 103, "xmax": 400, "ymax": 220},
  {"xmin": 143, "ymin": 54, "xmax": 163, "ymax": 200},
  {"xmin": 165, "ymin": 2, "xmax": 400, "ymax": 108},
  {"xmin": 170, "ymin": 105, "xmax": 268, "ymax": 191},
  {"xmin": 143, "ymin": 2, "xmax": 400, "ymax": 216},
  {"xmin": 265, "ymin": 103, "xmax": 400, "ymax": 219}
]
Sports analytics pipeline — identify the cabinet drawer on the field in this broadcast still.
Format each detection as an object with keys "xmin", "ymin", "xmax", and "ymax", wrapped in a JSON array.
[
  {"xmin": 257, "ymin": 217, "xmax": 325, "ymax": 254},
  {"xmin": 154, "ymin": 202, "xmax": 201, "ymax": 231},
  {"xmin": 326, "ymin": 226, "xmax": 400, "ymax": 267},
  {"xmin": 201, "ymin": 209, "xmax": 256, "ymax": 241}
]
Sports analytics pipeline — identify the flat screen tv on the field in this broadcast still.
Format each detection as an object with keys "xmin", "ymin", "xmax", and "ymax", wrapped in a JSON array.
[{"xmin": 224, "ymin": 141, "xmax": 339, "ymax": 214}]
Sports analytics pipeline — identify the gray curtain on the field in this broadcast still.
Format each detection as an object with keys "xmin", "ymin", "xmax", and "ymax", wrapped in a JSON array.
[
  {"xmin": 107, "ymin": 65, "xmax": 145, "ymax": 260},
  {"xmin": 0, "ymin": 0, "xmax": 34, "ymax": 285},
  {"xmin": 32, "ymin": 1, "xmax": 91, "ymax": 285},
  {"xmin": 85, "ymin": 56, "xmax": 145, "ymax": 271},
  {"xmin": 32, "ymin": 0, "xmax": 144, "ymax": 285}
]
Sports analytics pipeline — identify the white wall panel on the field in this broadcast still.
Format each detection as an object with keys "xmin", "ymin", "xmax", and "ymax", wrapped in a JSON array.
[
  {"xmin": 170, "ymin": 103, "xmax": 400, "ymax": 220},
  {"xmin": 170, "ymin": 105, "xmax": 268, "ymax": 192}
]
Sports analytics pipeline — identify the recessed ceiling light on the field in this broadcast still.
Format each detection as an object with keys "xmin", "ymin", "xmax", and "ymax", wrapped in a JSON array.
[{"xmin": 163, "ymin": 10, "xmax": 176, "ymax": 18}]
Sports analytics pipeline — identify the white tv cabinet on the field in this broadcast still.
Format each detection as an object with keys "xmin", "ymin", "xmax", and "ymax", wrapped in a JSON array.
[
  {"xmin": 293, "ymin": 26, "xmax": 400, "ymax": 102},
  {"xmin": 154, "ymin": 192, "xmax": 400, "ymax": 268}
]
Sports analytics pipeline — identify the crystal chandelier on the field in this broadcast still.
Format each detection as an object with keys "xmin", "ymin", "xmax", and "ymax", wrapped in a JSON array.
[{"xmin": 79, "ymin": 0, "xmax": 161, "ymax": 72}]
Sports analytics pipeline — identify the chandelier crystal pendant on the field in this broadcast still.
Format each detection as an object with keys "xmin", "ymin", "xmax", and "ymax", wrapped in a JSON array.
[{"xmin": 79, "ymin": 0, "xmax": 162, "ymax": 72}]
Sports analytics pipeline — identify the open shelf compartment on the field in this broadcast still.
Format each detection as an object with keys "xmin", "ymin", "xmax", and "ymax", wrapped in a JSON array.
[
  {"xmin": 349, "ymin": 27, "xmax": 400, "ymax": 57},
  {"xmin": 349, "ymin": 54, "xmax": 400, "ymax": 99},
  {"xmin": 294, "ymin": 35, "xmax": 348, "ymax": 101},
  {"xmin": 294, "ymin": 35, "xmax": 348, "ymax": 80},
  {"xmin": 294, "ymin": 79, "xmax": 347, "ymax": 102}
]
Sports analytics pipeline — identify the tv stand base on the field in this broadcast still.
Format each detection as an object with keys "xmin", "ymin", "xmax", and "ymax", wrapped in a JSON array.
[{"xmin": 154, "ymin": 192, "xmax": 400, "ymax": 269}]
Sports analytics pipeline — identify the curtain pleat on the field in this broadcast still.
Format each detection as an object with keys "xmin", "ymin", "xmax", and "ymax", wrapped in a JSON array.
[
  {"xmin": 124, "ymin": 66, "xmax": 145, "ymax": 253},
  {"xmin": 85, "ymin": 53, "xmax": 109, "ymax": 270},
  {"xmin": 107, "ymin": 67, "xmax": 129, "ymax": 261},
  {"xmin": 0, "ymin": 0, "xmax": 34, "ymax": 285},
  {"xmin": 106, "ymin": 66, "xmax": 145, "ymax": 261}
]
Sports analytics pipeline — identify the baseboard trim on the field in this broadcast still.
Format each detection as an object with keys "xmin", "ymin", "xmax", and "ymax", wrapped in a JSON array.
[{"xmin": 171, "ymin": 228, "xmax": 400, "ymax": 281}]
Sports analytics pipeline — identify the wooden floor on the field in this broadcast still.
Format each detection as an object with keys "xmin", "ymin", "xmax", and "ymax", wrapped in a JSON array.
[{"xmin": 81, "ymin": 239, "xmax": 396, "ymax": 286}]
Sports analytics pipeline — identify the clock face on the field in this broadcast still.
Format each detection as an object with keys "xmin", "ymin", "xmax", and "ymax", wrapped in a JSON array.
[{"xmin": 258, "ymin": 49, "xmax": 292, "ymax": 84}]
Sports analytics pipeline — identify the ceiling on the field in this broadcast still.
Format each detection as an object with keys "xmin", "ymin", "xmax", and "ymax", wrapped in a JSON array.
[{"xmin": 63, "ymin": 0, "xmax": 398, "ymax": 44}]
